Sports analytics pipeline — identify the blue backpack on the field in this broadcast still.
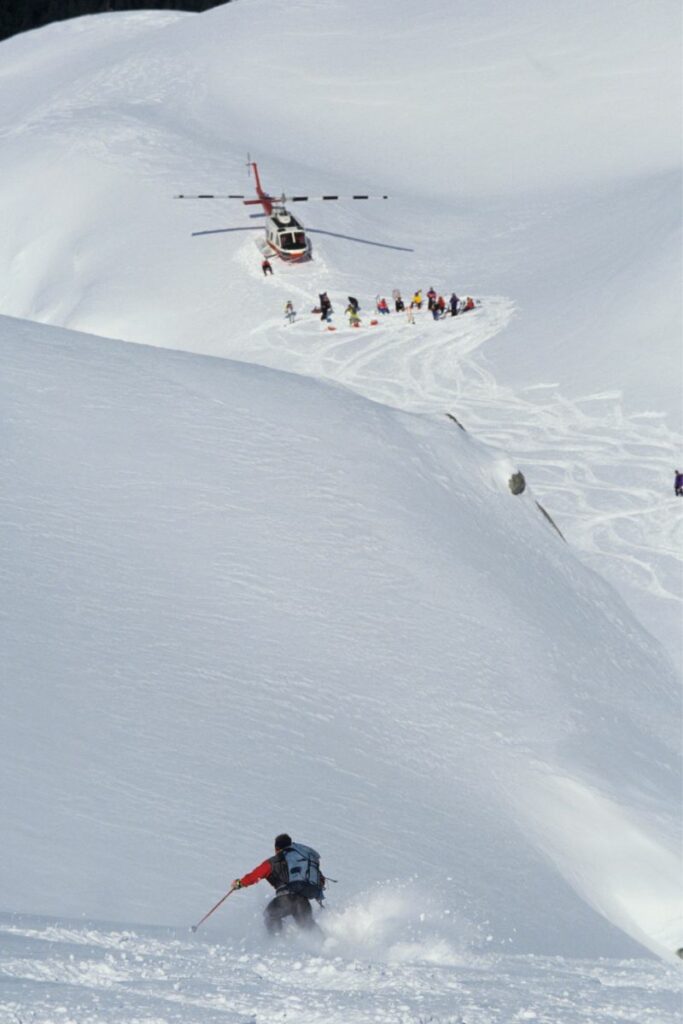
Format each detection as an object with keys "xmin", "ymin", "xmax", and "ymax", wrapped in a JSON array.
[{"xmin": 280, "ymin": 843, "xmax": 324, "ymax": 899}]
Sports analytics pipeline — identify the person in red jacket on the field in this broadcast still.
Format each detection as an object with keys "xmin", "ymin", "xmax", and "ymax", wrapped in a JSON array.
[{"xmin": 231, "ymin": 833, "xmax": 324, "ymax": 935}]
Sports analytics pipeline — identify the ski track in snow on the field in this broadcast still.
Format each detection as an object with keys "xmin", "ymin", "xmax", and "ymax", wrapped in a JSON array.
[
  {"xmin": 0, "ymin": 916, "xmax": 681, "ymax": 1024},
  {"xmin": 230, "ymin": 242, "xmax": 682, "ymax": 654}
]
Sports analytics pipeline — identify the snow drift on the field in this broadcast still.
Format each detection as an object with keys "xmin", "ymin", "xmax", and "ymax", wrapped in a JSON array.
[{"xmin": 1, "ymin": 315, "xmax": 679, "ymax": 961}]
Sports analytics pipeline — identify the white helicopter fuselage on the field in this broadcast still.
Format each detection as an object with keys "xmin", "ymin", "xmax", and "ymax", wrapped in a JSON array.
[{"xmin": 263, "ymin": 205, "xmax": 312, "ymax": 262}]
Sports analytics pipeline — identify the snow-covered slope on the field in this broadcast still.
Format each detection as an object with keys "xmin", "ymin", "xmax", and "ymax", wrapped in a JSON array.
[
  {"xmin": 0, "ymin": 0, "xmax": 680, "ymax": 404},
  {"xmin": 0, "ymin": 2, "xmax": 681, "ymax": 1009},
  {"xmin": 1, "ymin": 313, "xmax": 680, "ymax": 966},
  {"xmin": 0, "ymin": 0, "xmax": 680, "ymax": 663}
]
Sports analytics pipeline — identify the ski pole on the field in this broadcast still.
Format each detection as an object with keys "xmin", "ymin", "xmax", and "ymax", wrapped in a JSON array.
[{"xmin": 190, "ymin": 887, "xmax": 235, "ymax": 933}]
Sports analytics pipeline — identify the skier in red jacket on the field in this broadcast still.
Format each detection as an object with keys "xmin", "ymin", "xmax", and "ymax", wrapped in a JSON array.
[{"xmin": 231, "ymin": 833, "xmax": 325, "ymax": 934}]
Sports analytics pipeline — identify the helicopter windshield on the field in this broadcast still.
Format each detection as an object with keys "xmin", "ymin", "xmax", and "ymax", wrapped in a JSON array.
[{"xmin": 280, "ymin": 231, "xmax": 306, "ymax": 251}]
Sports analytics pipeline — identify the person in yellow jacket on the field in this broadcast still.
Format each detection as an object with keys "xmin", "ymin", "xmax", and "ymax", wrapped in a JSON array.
[
  {"xmin": 411, "ymin": 289, "xmax": 423, "ymax": 310},
  {"xmin": 345, "ymin": 303, "xmax": 361, "ymax": 327}
]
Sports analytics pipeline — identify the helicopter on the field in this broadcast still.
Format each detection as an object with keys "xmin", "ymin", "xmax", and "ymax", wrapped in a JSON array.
[{"xmin": 175, "ymin": 157, "xmax": 394, "ymax": 263}]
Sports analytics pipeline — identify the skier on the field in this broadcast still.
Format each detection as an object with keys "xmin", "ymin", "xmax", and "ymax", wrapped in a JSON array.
[
  {"xmin": 262, "ymin": 257, "xmax": 273, "ymax": 277},
  {"xmin": 449, "ymin": 292, "xmax": 459, "ymax": 316},
  {"xmin": 347, "ymin": 296, "xmax": 360, "ymax": 314},
  {"xmin": 426, "ymin": 287, "xmax": 437, "ymax": 312},
  {"xmin": 675, "ymin": 470, "xmax": 683, "ymax": 497},
  {"xmin": 411, "ymin": 289, "xmax": 423, "ymax": 310},
  {"xmin": 345, "ymin": 302, "xmax": 361, "ymax": 327},
  {"xmin": 319, "ymin": 292, "xmax": 333, "ymax": 322},
  {"xmin": 462, "ymin": 296, "xmax": 475, "ymax": 312},
  {"xmin": 231, "ymin": 833, "xmax": 325, "ymax": 935},
  {"xmin": 284, "ymin": 300, "xmax": 296, "ymax": 324},
  {"xmin": 392, "ymin": 289, "xmax": 404, "ymax": 313},
  {"xmin": 376, "ymin": 296, "xmax": 390, "ymax": 315},
  {"xmin": 437, "ymin": 295, "xmax": 446, "ymax": 317}
]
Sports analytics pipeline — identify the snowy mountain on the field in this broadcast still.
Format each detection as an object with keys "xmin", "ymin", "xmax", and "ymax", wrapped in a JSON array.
[
  {"xmin": 1, "ymin": 1, "xmax": 681, "ymax": 657},
  {"xmin": 0, "ymin": 1, "xmax": 681, "ymax": 1020}
]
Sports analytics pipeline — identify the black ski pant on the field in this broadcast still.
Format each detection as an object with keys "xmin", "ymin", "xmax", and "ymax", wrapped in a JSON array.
[{"xmin": 264, "ymin": 893, "xmax": 314, "ymax": 934}]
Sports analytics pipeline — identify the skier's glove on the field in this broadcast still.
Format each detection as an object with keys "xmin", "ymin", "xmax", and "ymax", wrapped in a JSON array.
[{"xmin": 231, "ymin": 879, "xmax": 243, "ymax": 890}]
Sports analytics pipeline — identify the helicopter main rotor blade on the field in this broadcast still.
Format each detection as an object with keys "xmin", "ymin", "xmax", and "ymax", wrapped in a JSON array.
[
  {"xmin": 286, "ymin": 195, "xmax": 389, "ymax": 202},
  {"xmin": 174, "ymin": 194, "xmax": 246, "ymax": 199},
  {"xmin": 191, "ymin": 226, "xmax": 262, "ymax": 236},
  {"xmin": 306, "ymin": 228, "xmax": 413, "ymax": 252}
]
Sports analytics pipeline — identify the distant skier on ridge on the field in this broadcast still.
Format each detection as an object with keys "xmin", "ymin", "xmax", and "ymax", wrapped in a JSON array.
[{"xmin": 230, "ymin": 833, "xmax": 325, "ymax": 935}]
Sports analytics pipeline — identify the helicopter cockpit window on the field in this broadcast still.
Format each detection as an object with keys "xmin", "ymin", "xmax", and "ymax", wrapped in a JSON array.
[{"xmin": 280, "ymin": 231, "xmax": 306, "ymax": 251}]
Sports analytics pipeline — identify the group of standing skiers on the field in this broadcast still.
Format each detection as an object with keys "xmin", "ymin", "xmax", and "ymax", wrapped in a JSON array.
[
  {"xmin": 342, "ymin": 288, "xmax": 476, "ymax": 326},
  {"xmin": 282, "ymin": 289, "xmax": 478, "ymax": 327}
]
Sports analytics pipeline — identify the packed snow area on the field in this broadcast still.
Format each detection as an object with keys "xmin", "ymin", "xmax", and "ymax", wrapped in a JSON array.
[
  {"xmin": 2, "ymin": 913, "xmax": 682, "ymax": 1024},
  {"xmin": 0, "ymin": 0, "xmax": 681, "ymax": 1021}
]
